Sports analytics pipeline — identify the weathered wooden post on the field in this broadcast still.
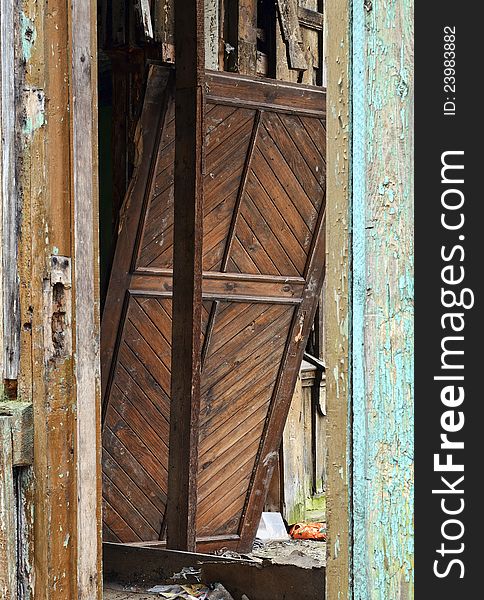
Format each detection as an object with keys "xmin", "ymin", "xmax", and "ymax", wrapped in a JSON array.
[{"xmin": 166, "ymin": 0, "xmax": 205, "ymax": 551}]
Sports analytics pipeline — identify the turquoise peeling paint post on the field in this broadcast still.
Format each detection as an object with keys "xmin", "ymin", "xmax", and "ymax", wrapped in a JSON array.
[{"xmin": 351, "ymin": 0, "xmax": 414, "ymax": 598}]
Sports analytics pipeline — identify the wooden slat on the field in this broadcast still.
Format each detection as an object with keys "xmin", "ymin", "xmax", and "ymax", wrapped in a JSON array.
[
  {"xmin": 257, "ymin": 125, "xmax": 319, "ymax": 223},
  {"xmin": 166, "ymin": 0, "xmax": 205, "ymax": 552},
  {"xmin": 71, "ymin": 0, "xmax": 101, "ymax": 594},
  {"xmin": 197, "ymin": 446, "xmax": 259, "ymax": 522},
  {"xmin": 238, "ymin": 210, "xmax": 327, "ymax": 549},
  {"xmin": 245, "ymin": 175, "xmax": 308, "ymax": 267},
  {"xmin": 103, "ymin": 427, "xmax": 168, "ymax": 510},
  {"xmin": 276, "ymin": 0, "xmax": 308, "ymax": 70},
  {"xmin": 200, "ymin": 362, "xmax": 278, "ymax": 434},
  {"xmin": 110, "ymin": 385, "xmax": 169, "ymax": 469},
  {"xmin": 298, "ymin": 6, "xmax": 324, "ymax": 31},
  {"xmin": 114, "ymin": 364, "xmax": 170, "ymax": 441},
  {"xmin": 106, "ymin": 409, "xmax": 168, "ymax": 495},
  {"xmin": 206, "ymin": 71, "xmax": 326, "ymax": 117},
  {"xmin": 102, "ymin": 472, "xmax": 156, "ymax": 540},
  {"xmin": 101, "ymin": 67, "xmax": 172, "ymax": 404},
  {"xmin": 1, "ymin": 0, "xmax": 20, "ymax": 381},
  {"xmin": 220, "ymin": 110, "xmax": 261, "ymax": 269},
  {"xmin": 251, "ymin": 148, "xmax": 312, "ymax": 246},
  {"xmin": 102, "ymin": 450, "xmax": 162, "ymax": 532},
  {"xmin": 102, "ymin": 500, "xmax": 141, "ymax": 543},
  {"xmin": 263, "ymin": 112, "xmax": 325, "ymax": 202},
  {"xmin": 239, "ymin": 0, "xmax": 257, "ymax": 74},
  {"xmin": 123, "ymin": 319, "xmax": 172, "ymax": 394},
  {"xmin": 118, "ymin": 342, "xmax": 171, "ymax": 417},
  {"xmin": 129, "ymin": 273, "xmax": 304, "ymax": 303}
]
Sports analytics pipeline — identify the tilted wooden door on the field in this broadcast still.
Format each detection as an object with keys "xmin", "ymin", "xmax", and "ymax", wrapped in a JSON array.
[{"xmin": 101, "ymin": 65, "xmax": 326, "ymax": 552}]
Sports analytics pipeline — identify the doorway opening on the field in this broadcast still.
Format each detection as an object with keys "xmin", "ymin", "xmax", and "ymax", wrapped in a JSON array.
[{"xmin": 96, "ymin": 1, "xmax": 346, "ymax": 597}]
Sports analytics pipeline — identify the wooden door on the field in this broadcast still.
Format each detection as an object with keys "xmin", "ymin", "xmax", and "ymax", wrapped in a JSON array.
[{"xmin": 101, "ymin": 64, "xmax": 326, "ymax": 552}]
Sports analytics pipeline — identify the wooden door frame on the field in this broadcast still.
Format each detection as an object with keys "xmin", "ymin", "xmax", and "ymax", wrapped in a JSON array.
[
  {"xmin": 31, "ymin": 0, "xmax": 352, "ymax": 597},
  {"xmin": 324, "ymin": 2, "xmax": 351, "ymax": 598}
]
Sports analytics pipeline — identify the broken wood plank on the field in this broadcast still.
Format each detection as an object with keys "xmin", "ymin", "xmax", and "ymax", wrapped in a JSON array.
[
  {"xmin": 276, "ymin": 0, "xmax": 308, "ymax": 71},
  {"xmin": 0, "ymin": 417, "xmax": 17, "ymax": 600},
  {"xmin": 205, "ymin": 0, "xmax": 220, "ymax": 70},
  {"xmin": 166, "ymin": 0, "xmax": 205, "ymax": 552},
  {"xmin": 103, "ymin": 543, "xmax": 247, "ymax": 586},
  {"xmin": 202, "ymin": 560, "xmax": 326, "ymax": 600},
  {"xmin": 298, "ymin": 6, "xmax": 324, "ymax": 31}
]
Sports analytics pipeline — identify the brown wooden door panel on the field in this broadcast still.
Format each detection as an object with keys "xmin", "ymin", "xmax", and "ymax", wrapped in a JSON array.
[{"xmin": 101, "ymin": 66, "xmax": 326, "ymax": 551}]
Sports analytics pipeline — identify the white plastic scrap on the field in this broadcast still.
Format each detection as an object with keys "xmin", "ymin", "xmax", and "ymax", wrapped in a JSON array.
[{"xmin": 147, "ymin": 583, "xmax": 210, "ymax": 600}]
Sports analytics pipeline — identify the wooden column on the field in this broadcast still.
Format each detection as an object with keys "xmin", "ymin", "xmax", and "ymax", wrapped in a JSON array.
[
  {"xmin": 71, "ymin": 0, "xmax": 102, "ymax": 597},
  {"xmin": 11, "ymin": 0, "xmax": 101, "ymax": 597},
  {"xmin": 166, "ymin": 0, "xmax": 205, "ymax": 552},
  {"xmin": 351, "ymin": 0, "xmax": 414, "ymax": 597},
  {"xmin": 325, "ymin": 0, "xmax": 351, "ymax": 598},
  {"xmin": 237, "ymin": 0, "xmax": 257, "ymax": 74}
]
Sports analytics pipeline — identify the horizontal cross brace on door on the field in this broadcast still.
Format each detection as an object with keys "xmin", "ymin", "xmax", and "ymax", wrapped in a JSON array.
[{"xmin": 129, "ymin": 272, "xmax": 306, "ymax": 304}]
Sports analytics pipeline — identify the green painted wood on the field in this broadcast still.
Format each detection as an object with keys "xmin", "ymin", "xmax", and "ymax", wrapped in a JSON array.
[{"xmin": 352, "ymin": 0, "xmax": 414, "ymax": 598}]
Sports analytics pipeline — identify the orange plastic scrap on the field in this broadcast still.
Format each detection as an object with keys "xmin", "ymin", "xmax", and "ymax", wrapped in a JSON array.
[{"xmin": 289, "ymin": 522, "xmax": 327, "ymax": 541}]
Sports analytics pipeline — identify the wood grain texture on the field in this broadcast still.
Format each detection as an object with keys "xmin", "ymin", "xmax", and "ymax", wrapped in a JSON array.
[
  {"xmin": 324, "ymin": 0, "xmax": 351, "ymax": 598},
  {"xmin": 11, "ymin": 0, "xmax": 102, "ymax": 597},
  {"xmin": 0, "ymin": 418, "xmax": 16, "ymax": 600},
  {"xmin": 165, "ymin": 0, "xmax": 206, "ymax": 552},
  {"xmin": 236, "ymin": 0, "xmax": 257, "ymax": 75},
  {"xmin": 276, "ymin": 0, "xmax": 308, "ymax": 70},
  {"xmin": 352, "ymin": 1, "xmax": 414, "ymax": 598},
  {"xmin": 101, "ymin": 67, "xmax": 326, "ymax": 552},
  {"xmin": 1, "ymin": 0, "xmax": 20, "ymax": 380},
  {"xmin": 71, "ymin": 0, "xmax": 102, "ymax": 595}
]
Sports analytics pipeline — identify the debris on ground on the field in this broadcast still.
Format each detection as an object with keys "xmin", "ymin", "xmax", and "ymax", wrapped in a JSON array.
[
  {"xmin": 206, "ymin": 583, "xmax": 235, "ymax": 600},
  {"xmin": 170, "ymin": 566, "xmax": 203, "ymax": 584},
  {"xmin": 256, "ymin": 512, "xmax": 290, "ymax": 542},
  {"xmin": 146, "ymin": 584, "xmax": 210, "ymax": 599},
  {"xmin": 289, "ymin": 522, "xmax": 326, "ymax": 541},
  {"xmin": 141, "ymin": 582, "xmax": 237, "ymax": 600},
  {"xmin": 249, "ymin": 538, "xmax": 326, "ymax": 568}
]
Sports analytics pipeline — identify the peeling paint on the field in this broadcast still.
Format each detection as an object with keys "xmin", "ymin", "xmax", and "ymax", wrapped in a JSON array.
[
  {"xmin": 352, "ymin": 0, "xmax": 414, "ymax": 598},
  {"xmin": 22, "ymin": 88, "xmax": 45, "ymax": 136},
  {"xmin": 20, "ymin": 13, "xmax": 37, "ymax": 61}
]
